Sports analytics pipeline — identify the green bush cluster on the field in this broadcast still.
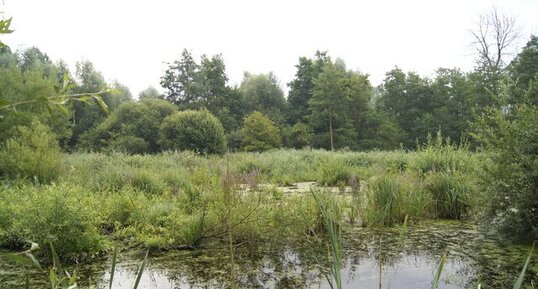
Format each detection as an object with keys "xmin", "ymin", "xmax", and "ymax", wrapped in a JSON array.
[
  {"xmin": 241, "ymin": 111, "xmax": 282, "ymax": 152},
  {"xmin": 0, "ymin": 184, "xmax": 104, "ymax": 262},
  {"xmin": 474, "ymin": 104, "xmax": 538, "ymax": 240},
  {"xmin": 159, "ymin": 109, "xmax": 227, "ymax": 155},
  {"xmin": 0, "ymin": 120, "xmax": 62, "ymax": 183}
]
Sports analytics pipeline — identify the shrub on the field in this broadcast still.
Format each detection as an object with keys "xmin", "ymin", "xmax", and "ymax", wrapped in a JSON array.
[
  {"xmin": 412, "ymin": 132, "xmax": 473, "ymax": 175},
  {"xmin": 109, "ymin": 135, "xmax": 149, "ymax": 154},
  {"xmin": 80, "ymin": 99, "xmax": 177, "ymax": 153},
  {"xmin": 0, "ymin": 184, "xmax": 104, "ymax": 263},
  {"xmin": 474, "ymin": 104, "xmax": 538, "ymax": 240},
  {"xmin": 0, "ymin": 120, "xmax": 62, "ymax": 183},
  {"xmin": 159, "ymin": 110, "xmax": 227, "ymax": 155},
  {"xmin": 241, "ymin": 111, "xmax": 281, "ymax": 152}
]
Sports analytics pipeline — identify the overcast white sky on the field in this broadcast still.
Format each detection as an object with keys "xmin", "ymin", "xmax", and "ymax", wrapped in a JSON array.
[{"xmin": 3, "ymin": 0, "xmax": 537, "ymax": 97}]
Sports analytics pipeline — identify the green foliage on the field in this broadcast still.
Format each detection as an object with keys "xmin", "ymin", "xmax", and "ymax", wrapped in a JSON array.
[
  {"xmin": 0, "ymin": 184, "xmax": 104, "ymax": 263},
  {"xmin": 240, "ymin": 72, "xmax": 287, "ymax": 124},
  {"xmin": 138, "ymin": 85, "xmax": 160, "ymax": 100},
  {"xmin": 80, "ymin": 99, "xmax": 177, "ymax": 154},
  {"xmin": 474, "ymin": 104, "xmax": 538, "ymax": 240},
  {"xmin": 241, "ymin": 111, "xmax": 281, "ymax": 152},
  {"xmin": 287, "ymin": 52, "xmax": 330, "ymax": 124},
  {"xmin": 160, "ymin": 50, "xmax": 243, "ymax": 132},
  {"xmin": 0, "ymin": 17, "xmax": 14, "ymax": 47},
  {"xmin": 412, "ymin": 132, "xmax": 474, "ymax": 175},
  {"xmin": 109, "ymin": 135, "xmax": 149, "ymax": 154},
  {"xmin": 309, "ymin": 60, "xmax": 354, "ymax": 150},
  {"xmin": 159, "ymin": 109, "xmax": 227, "ymax": 155},
  {"xmin": 70, "ymin": 60, "xmax": 129, "ymax": 147},
  {"xmin": 286, "ymin": 123, "xmax": 312, "ymax": 149},
  {"xmin": 0, "ymin": 120, "xmax": 62, "ymax": 183},
  {"xmin": 356, "ymin": 110, "xmax": 403, "ymax": 150}
]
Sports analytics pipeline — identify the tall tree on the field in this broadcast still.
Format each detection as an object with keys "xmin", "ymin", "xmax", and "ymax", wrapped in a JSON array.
[
  {"xmin": 309, "ymin": 61, "xmax": 356, "ymax": 150},
  {"xmin": 378, "ymin": 68, "xmax": 441, "ymax": 147},
  {"xmin": 471, "ymin": 7, "xmax": 521, "ymax": 102},
  {"xmin": 508, "ymin": 35, "xmax": 538, "ymax": 105},
  {"xmin": 160, "ymin": 50, "xmax": 243, "ymax": 131},
  {"xmin": 138, "ymin": 86, "xmax": 160, "ymax": 100},
  {"xmin": 430, "ymin": 68, "xmax": 475, "ymax": 143},
  {"xmin": 70, "ymin": 61, "xmax": 129, "ymax": 148},
  {"xmin": 239, "ymin": 72, "xmax": 287, "ymax": 124},
  {"xmin": 287, "ymin": 51, "xmax": 330, "ymax": 124},
  {"xmin": 160, "ymin": 49, "xmax": 200, "ymax": 107}
]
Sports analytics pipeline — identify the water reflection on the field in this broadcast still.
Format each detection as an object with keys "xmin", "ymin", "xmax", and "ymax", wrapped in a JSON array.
[
  {"xmin": 2, "ymin": 221, "xmax": 534, "ymax": 288},
  {"xmin": 97, "ymin": 222, "xmax": 483, "ymax": 289}
]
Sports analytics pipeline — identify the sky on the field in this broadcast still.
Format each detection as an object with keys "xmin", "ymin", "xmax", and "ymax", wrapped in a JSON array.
[{"xmin": 2, "ymin": 0, "xmax": 537, "ymax": 97}]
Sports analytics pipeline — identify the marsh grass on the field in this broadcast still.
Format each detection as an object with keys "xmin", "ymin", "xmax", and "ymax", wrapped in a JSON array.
[
  {"xmin": 311, "ymin": 190, "xmax": 343, "ymax": 289},
  {"xmin": 425, "ymin": 172, "xmax": 473, "ymax": 219},
  {"xmin": 1, "ymin": 147, "xmax": 483, "ymax": 266}
]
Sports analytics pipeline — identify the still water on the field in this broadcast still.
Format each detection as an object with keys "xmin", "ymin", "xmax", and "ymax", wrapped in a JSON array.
[{"xmin": 1, "ymin": 221, "xmax": 535, "ymax": 288}]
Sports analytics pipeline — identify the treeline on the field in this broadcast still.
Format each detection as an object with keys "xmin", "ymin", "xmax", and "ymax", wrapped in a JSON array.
[{"xmin": 0, "ymin": 35, "xmax": 537, "ymax": 154}]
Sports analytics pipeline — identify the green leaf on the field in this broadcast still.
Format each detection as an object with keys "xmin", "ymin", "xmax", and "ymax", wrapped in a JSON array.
[
  {"xmin": 50, "ymin": 101, "xmax": 71, "ymax": 115},
  {"xmin": 109, "ymin": 247, "xmax": 117, "ymax": 289},
  {"xmin": 94, "ymin": 96, "xmax": 109, "ymax": 114},
  {"xmin": 513, "ymin": 241, "xmax": 535, "ymax": 289},
  {"xmin": 0, "ymin": 18, "xmax": 14, "ymax": 34},
  {"xmin": 431, "ymin": 253, "xmax": 447, "ymax": 289},
  {"xmin": 50, "ymin": 242, "xmax": 65, "ymax": 284},
  {"xmin": 132, "ymin": 251, "xmax": 148, "ymax": 289}
]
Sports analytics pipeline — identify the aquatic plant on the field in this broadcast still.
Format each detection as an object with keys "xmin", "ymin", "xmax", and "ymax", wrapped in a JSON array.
[{"xmin": 311, "ymin": 190, "xmax": 343, "ymax": 289}]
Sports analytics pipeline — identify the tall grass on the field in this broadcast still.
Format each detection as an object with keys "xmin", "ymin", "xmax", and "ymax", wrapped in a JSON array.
[
  {"xmin": 0, "ymin": 147, "xmax": 483, "ymax": 265},
  {"xmin": 311, "ymin": 190, "xmax": 343, "ymax": 289}
]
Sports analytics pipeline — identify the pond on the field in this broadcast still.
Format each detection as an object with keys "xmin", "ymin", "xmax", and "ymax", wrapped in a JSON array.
[{"xmin": 2, "ymin": 220, "xmax": 535, "ymax": 289}]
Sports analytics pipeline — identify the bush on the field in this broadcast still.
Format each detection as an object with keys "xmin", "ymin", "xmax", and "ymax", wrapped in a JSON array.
[
  {"xmin": 412, "ymin": 132, "xmax": 473, "ymax": 175},
  {"xmin": 474, "ymin": 104, "xmax": 538, "ymax": 240},
  {"xmin": 109, "ymin": 135, "xmax": 149, "ymax": 154},
  {"xmin": 0, "ymin": 120, "xmax": 62, "ymax": 183},
  {"xmin": 80, "ymin": 99, "xmax": 177, "ymax": 154},
  {"xmin": 241, "ymin": 111, "xmax": 281, "ymax": 152},
  {"xmin": 0, "ymin": 184, "xmax": 104, "ymax": 263},
  {"xmin": 159, "ymin": 110, "xmax": 227, "ymax": 155}
]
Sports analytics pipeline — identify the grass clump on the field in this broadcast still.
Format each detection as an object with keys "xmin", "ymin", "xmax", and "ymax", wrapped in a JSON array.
[
  {"xmin": 412, "ymin": 132, "xmax": 474, "ymax": 175},
  {"xmin": 362, "ymin": 173, "xmax": 428, "ymax": 226},
  {"xmin": 318, "ymin": 158, "xmax": 352, "ymax": 187},
  {"xmin": 425, "ymin": 172, "xmax": 473, "ymax": 219}
]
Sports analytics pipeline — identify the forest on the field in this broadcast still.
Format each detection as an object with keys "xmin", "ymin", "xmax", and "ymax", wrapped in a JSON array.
[{"xmin": 0, "ymin": 6, "xmax": 537, "ymax": 289}]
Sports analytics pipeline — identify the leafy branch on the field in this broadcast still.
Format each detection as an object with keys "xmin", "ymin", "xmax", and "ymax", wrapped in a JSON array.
[
  {"xmin": 0, "ymin": 74, "xmax": 111, "ymax": 116},
  {"xmin": 0, "ymin": 16, "xmax": 14, "ymax": 47}
]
